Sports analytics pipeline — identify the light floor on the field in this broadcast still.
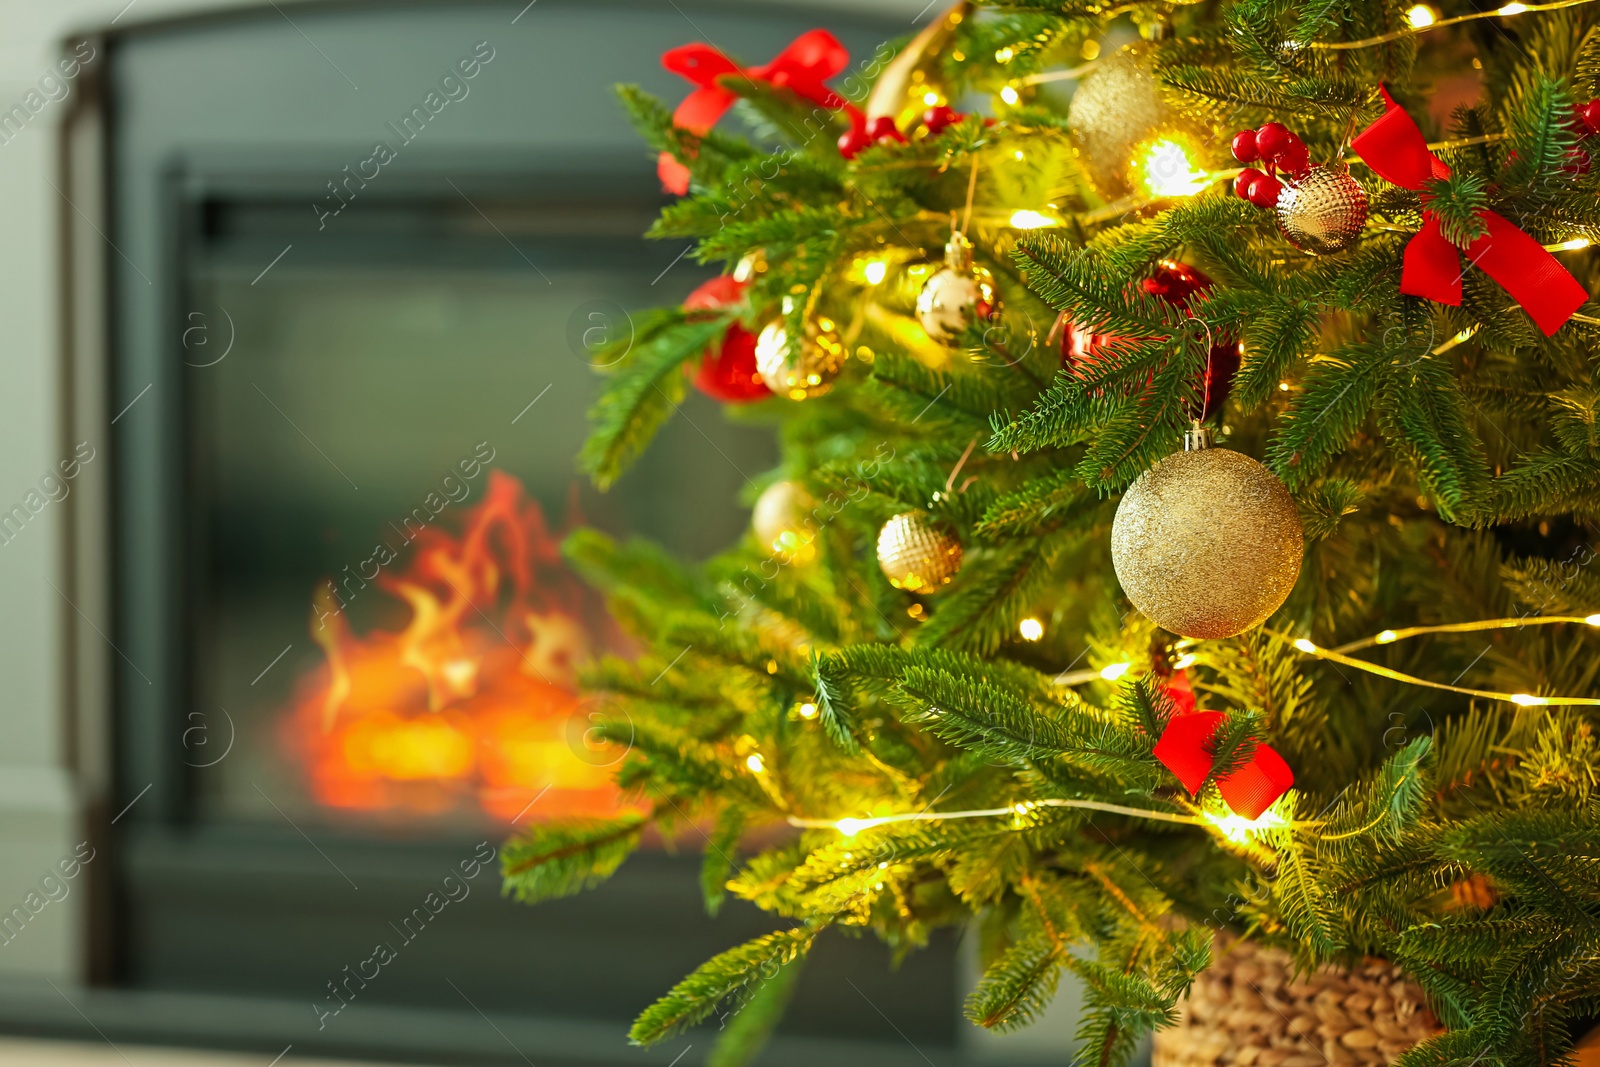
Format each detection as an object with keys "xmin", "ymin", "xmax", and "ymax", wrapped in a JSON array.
[{"xmin": 0, "ymin": 1038, "xmax": 409, "ymax": 1067}]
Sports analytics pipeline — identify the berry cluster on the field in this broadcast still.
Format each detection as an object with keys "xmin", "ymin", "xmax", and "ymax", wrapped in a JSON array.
[
  {"xmin": 838, "ymin": 105, "xmax": 965, "ymax": 159},
  {"xmin": 1230, "ymin": 122, "xmax": 1309, "ymax": 208}
]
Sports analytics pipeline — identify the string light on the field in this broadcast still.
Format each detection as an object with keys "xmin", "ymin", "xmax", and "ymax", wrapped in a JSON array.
[
  {"xmin": 1137, "ymin": 138, "xmax": 1211, "ymax": 198},
  {"xmin": 746, "ymin": 753, "xmax": 766, "ymax": 774},
  {"xmin": 862, "ymin": 259, "xmax": 888, "ymax": 285},
  {"xmin": 1312, "ymin": 0, "xmax": 1598, "ymax": 49},
  {"xmin": 1283, "ymin": 617, "xmax": 1600, "ymax": 707},
  {"xmin": 1099, "ymin": 662, "xmax": 1132, "ymax": 681},
  {"xmin": 798, "ymin": 702, "xmax": 819, "ymax": 719},
  {"xmin": 790, "ymin": 797, "xmax": 1210, "ymax": 835},
  {"xmin": 1009, "ymin": 209, "xmax": 1057, "ymax": 229},
  {"xmin": 1018, "ymin": 617, "xmax": 1044, "ymax": 641},
  {"xmin": 999, "ymin": 84, "xmax": 1021, "ymax": 106},
  {"xmin": 1172, "ymin": 653, "xmax": 1197, "ymax": 670},
  {"xmin": 1203, "ymin": 807, "xmax": 1287, "ymax": 844}
]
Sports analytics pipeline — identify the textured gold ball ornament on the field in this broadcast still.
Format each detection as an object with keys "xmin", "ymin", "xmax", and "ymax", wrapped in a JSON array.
[
  {"xmin": 755, "ymin": 301, "xmax": 846, "ymax": 400},
  {"xmin": 752, "ymin": 480, "xmax": 817, "ymax": 563},
  {"xmin": 1275, "ymin": 164, "xmax": 1368, "ymax": 255},
  {"xmin": 1066, "ymin": 42, "xmax": 1213, "ymax": 200},
  {"xmin": 915, "ymin": 232, "xmax": 1001, "ymax": 346},
  {"xmin": 1110, "ymin": 429, "xmax": 1304, "ymax": 639},
  {"xmin": 877, "ymin": 511, "xmax": 963, "ymax": 594}
]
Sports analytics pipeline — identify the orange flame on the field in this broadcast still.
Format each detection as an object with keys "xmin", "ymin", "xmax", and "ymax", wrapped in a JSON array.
[{"xmin": 283, "ymin": 471, "xmax": 634, "ymax": 824}]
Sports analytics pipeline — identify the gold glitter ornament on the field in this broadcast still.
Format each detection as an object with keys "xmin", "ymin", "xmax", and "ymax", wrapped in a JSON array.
[
  {"xmin": 1275, "ymin": 164, "xmax": 1368, "ymax": 255},
  {"xmin": 877, "ymin": 511, "xmax": 963, "ymax": 594},
  {"xmin": 1110, "ymin": 429, "xmax": 1304, "ymax": 639},
  {"xmin": 755, "ymin": 301, "xmax": 846, "ymax": 400},
  {"xmin": 1067, "ymin": 42, "xmax": 1213, "ymax": 200},
  {"xmin": 752, "ymin": 480, "xmax": 817, "ymax": 563},
  {"xmin": 915, "ymin": 232, "xmax": 1001, "ymax": 346}
]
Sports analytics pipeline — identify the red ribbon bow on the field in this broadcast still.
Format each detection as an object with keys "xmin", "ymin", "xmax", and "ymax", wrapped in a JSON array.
[
  {"xmin": 656, "ymin": 30, "xmax": 851, "ymax": 195},
  {"xmin": 1154, "ymin": 711, "xmax": 1294, "ymax": 820},
  {"xmin": 1351, "ymin": 86, "xmax": 1588, "ymax": 337}
]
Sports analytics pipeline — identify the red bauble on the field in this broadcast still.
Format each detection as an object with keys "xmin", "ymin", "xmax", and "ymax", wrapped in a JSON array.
[
  {"xmin": 838, "ymin": 125, "xmax": 872, "ymax": 159},
  {"xmin": 1247, "ymin": 171, "xmax": 1283, "ymax": 209},
  {"xmin": 922, "ymin": 105, "xmax": 962, "ymax": 135},
  {"xmin": 1062, "ymin": 262, "xmax": 1240, "ymax": 420},
  {"xmin": 1582, "ymin": 99, "xmax": 1600, "ymax": 135},
  {"xmin": 1255, "ymin": 121, "xmax": 1291, "ymax": 159},
  {"xmin": 1231, "ymin": 129, "xmax": 1260, "ymax": 163},
  {"xmin": 683, "ymin": 276, "xmax": 772, "ymax": 402},
  {"xmin": 1277, "ymin": 137, "xmax": 1309, "ymax": 178},
  {"xmin": 691, "ymin": 324, "xmax": 770, "ymax": 401}
]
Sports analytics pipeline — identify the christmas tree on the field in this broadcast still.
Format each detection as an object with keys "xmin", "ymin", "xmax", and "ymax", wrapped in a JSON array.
[{"xmin": 502, "ymin": 2, "xmax": 1600, "ymax": 1063}]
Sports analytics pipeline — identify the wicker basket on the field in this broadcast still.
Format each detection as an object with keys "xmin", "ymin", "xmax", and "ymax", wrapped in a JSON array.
[{"xmin": 1151, "ymin": 938, "xmax": 1442, "ymax": 1067}]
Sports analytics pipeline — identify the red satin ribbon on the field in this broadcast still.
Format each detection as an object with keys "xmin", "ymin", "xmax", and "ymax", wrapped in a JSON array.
[
  {"xmin": 1153, "ymin": 711, "xmax": 1294, "ymax": 821},
  {"xmin": 1351, "ymin": 86, "xmax": 1588, "ymax": 337},
  {"xmin": 656, "ymin": 30, "xmax": 851, "ymax": 194},
  {"xmin": 663, "ymin": 29, "xmax": 849, "ymax": 133}
]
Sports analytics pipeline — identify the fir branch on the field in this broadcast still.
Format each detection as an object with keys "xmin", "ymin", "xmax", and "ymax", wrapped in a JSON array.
[
  {"xmin": 965, "ymin": 933, "xmax": 1064, "ymax": 1032},
  {"xmin": 701, "ymin": 806, "xmax": 746, "ymax": 917},
  {"xmin": 629, "ymin": 927, "xmax": 818, "ymax": 1046},
  {"xmin": 705, "ymin": 955, "xmax": 806, "ymax": 1067},
  {"xmin": 501, "ymin": 815, "xmax": 646, "ymax": 904}
]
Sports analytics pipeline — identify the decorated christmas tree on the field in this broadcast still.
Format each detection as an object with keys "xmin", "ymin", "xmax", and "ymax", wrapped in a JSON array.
[{"xmin": 501, "ymin": 2, "xmax": 1600, "ymax": 1063}]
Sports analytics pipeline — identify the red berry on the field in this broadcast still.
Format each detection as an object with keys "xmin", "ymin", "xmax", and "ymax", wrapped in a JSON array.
[
  {"xmin": 922, "ymin": 105, "xmax": 961, "ymax": 134},
  {"xmin": 1231, "ymin": 129, "xmax": 1260, "ymax": 163},
  {"xmin": 1248, "ymin": 172, "xmax": 1283, "ymax": 208},
  {"xmin": 1277, "ymin": 139, "xmax": 1310, "ymax": 178},
  {"xmin": 868, "ymin": 115, "xmax": 905, "ymax": 143},
  {"xmin": 1582, "ymin": 99, "xmax": 1600, "ymax": 135},
  {"xmin": 1234, "ymin": 169, "xmax": 1263, "ymax": 200},
  {"xmin": 837, "ymin": 126, "xmax": 871, "ymax": 159},
  {"xmin": 1256, "ymin": 122, "xmax": 1292, "ymax": 160}
]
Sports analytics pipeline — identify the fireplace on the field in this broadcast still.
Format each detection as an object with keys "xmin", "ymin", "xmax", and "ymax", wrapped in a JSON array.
[{"xmin": 74, "ymin": 2, "xmax": 970, "ymax": 1064}]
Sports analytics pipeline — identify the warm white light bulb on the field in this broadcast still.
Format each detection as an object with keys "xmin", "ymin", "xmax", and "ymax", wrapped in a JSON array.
[
  {"xmin": 1376, "ymin": 630, "xmax": 1398, "ymax": 644},
  {"xmin": 1099, "ymin": 662, "xmax": 1131, "ymax": 681},
  {"xmin": 863, "ymin": 259, "xmax": 887, "ymax": 285},
  {"xmin": 1009, "ymin": 209, "xmax": 1055, "ymax": 229},
  {"xmin": 1498, "ymin": 2, "xmax": 1528, "ymax": 14},
  {"xmin": 1510, "ymin": 693, "xmax": 1547, "ymax": 706},
  {"xmin": 746, "ymin": 753, "xmax": 766, "ymax": 773},
  {"xmin": 1293, "ymin": 639, "xmax": 1318, "ymax": 654},
  {"xmin": 1586, "ymin": 614, "xmax": 1600, "ymax": 626},
  {"xmin": 836, "ymin": 817, "xmax": 867, "ymax": 836},
  {"xmin": 798, "ymin": 702, "xmax": 819, "ymax": 719},
  {"xmin": 1405, "ymin": 4, "xmax": 1437, "ymax": 28},
  {"xmin": 999, "ymin": 84, "xmax": 1020, "ymax": 106},
  {"xmin": 1018, "ymin": 617, "xmax": 1044, "ymax": 641}
]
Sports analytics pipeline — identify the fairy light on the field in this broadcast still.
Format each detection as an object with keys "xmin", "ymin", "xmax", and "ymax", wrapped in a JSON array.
[
  {"xmin": 1282, "ymin": 617, "xmax": 1600, "ymax": 707},
  {"xmin": 1405, "ymin": 4, "xmax": 1438, "ymax": 27},
  {"xmin": 1100, "ymin": 662, "xmax": 1132, "ymax": 681},
  {"xmin": 1137, "ymin": 138, "xmax": 1211, "ymax": 198},
  {"xmin": 863, "ymin": 259, "xmax": 888, "ymax": 285},
  {"xmin": 1203, "ymin": 807, "xmax": 1287, "ymax": 844},
  {"xmin": 1018, "ymin": 617, "xmax": 1044, "ymax": 641},
  {"xmin": 746, "ymin": 753, "xmax": 766, "ymax": 774},
  {"xmin": 798, "ymin": 702, "xmax": 819, "ymax": 719},
  {"xmin": 1314, "ymin": 0, "xmax": 1597, "ymax": 49},
  {"xmin": 835, "ymin": 817, "xmax": 868, "ymax": 836},
  {"xmin": 995, "ymin": 46, "xmax": 1015, "ymax": 63},
  {"xmin": 1556, "ymin": 237, "xmax": 1591, "ymax": 251},
  {"xmin": 794, "ymin": 797, "xmax": 1211, "ymax": 835},
  {"xmin": 922, "ymin": 90, "xmax": 940, "ymax": 106},
  {"xmin": 1009, "ymin": 209, "xmax": 1057, "ymax": 229},
  {"xmin": 1172, "ymin": 653, "xmax": 1197, "ymax": 670},
  {"xmin": 999, "ymin": 84, "xmax": 1021, "ymax": 106}
]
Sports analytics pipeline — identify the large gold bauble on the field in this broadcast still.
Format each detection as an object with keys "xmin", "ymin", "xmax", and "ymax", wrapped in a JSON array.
[
  {"xmin": 1110, "ymin": 437, "xmax": 1304, "ymax": 639},
  {"xmin": 1066, "ymin": 42, "xmax": 1212, "ymax": 201},
  {"xmin": 755, "ymin": 315, "xmax": 846, "ymax": 400},
  {"xmin": 915, "ymin": 231, "xmax": 1002, "ymax": 346},
  {"xmin": 1275, "ymin": 164, "xmax": 1369, "ymax": 255},
  {"xmin": 877, "ymin": 511, "xmax": 963, "ymax": 594},
  {"xmin": 752, "ymin": 480, "xmax": 816, "ymax": 562}
]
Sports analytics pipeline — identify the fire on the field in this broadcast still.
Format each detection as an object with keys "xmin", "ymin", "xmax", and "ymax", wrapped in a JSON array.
[{"xmin": 283, "ymin": 471, "xmax": 634, "ymax": 824}]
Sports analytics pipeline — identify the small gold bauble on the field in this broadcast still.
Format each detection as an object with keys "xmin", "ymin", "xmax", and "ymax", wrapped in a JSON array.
[
  {"xmin": 915, "ymin": 232, "xmax": 1002, "ymax": 346},
  {"xmin": 1066, "ymin": 42, "xmax": 1212, "ymax": 200},
  {"xmin": 752, "ymin": 480, "xmax": 816, "ymax": 562},
  {"xmin": 755, "ymin": 315, "xmax": 846, "ymax": 400},
  {"xmin": 1275, "ymin": 164, "xmax": 1369, "ymax": 255},
  {"xmin": 877, "ymin": 511, "xmax": 963, "ymax": 594},
  {"xmin": 1110, "ymin": 433, "xmax": 1304, "ymax": 639}
]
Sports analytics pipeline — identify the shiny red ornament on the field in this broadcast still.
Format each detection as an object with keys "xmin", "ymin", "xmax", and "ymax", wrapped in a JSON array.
[
  {"xmin": 837, "ymin": 125, "xmax": 873, "ymax": 160},
  {"xmin": 1277, "ymin": 137, "xmax": 1309, "ymax": 178},
  {"xmin": 1062, "ymin": 262, "xmax": 1241, "ymax": 421},
  {"xmin": 1234, "ymin": 169, "xmax": 1263, "ymax": 200},
  {"xmin": 682, "ymin": 276, "xmax": 772, "ymax": 403},
  {"xmin": 1231, "ymin": 129, "xmax": 1259, "ymax": 163},
  {"xmin": 1581, "ymin": 99, "xmax": 1600, "ymax": 135},
  {"xmin": 922, "ymin": 105, "xmax": 963, "ymax": 135},
  {"xmin": 1255, "ymin": 121, "xmax": 1291, "ymax": 159},
  {"xmin": 1247, "ymin": 171, "xmax": 1283, "ymax": 208}
]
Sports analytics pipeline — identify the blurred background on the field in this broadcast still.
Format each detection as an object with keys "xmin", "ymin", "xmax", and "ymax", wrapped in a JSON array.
[{"xmin": 0, "ymin": 2, "xmax": 1097, "ymax": 1064}]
